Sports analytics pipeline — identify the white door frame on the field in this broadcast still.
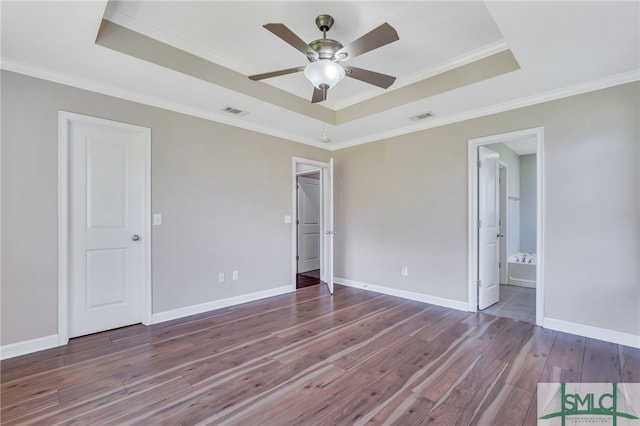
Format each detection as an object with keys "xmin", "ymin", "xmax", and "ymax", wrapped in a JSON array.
[
  {"xmin": 468, "ymin": 127, "xmax": 545, "ymax": 326},
  {"xmin": 498, "ymin": 162, "xmax": 508, "ymax": 285},
  {"xmin": 291, "ymin": 157, "xmax": 331, "ymax": 290},
  {"xmin": 58, "ymin": 111, "xmax": 152, "ymax": 345}
]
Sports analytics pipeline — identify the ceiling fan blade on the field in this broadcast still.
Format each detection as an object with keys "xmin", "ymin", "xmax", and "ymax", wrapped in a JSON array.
[
  {"xmin": 311, "ymin": 86, "xmax": 326, "ymax": 103},
  {"xmin": 344, "ymin": 66, "xmax": 396, "ymax": 89},
  {"xmin": 249, "ymin": 66, "xmax": 304, "ymax": 81},
  {"xmin": 264, "ymin": 23, "xmax": 318, "ymax": 60},
  {"xmin": 336, "ymin": 23, "xmax": 399, "ymax": 59}
]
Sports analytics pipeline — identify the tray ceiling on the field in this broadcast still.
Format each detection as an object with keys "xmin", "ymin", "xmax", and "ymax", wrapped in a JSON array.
[{"xmin": 1, "ymin": 1, "xmax": 638, "ymax": 149}]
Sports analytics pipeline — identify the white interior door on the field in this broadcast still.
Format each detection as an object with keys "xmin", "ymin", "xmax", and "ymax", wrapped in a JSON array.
[
  {"xmin": 297, "ymin": 175, "xmax": 321, "ymax": 273},
  {"xmin": 478, "ymin": 146, "xmax": 500, "ymax": 309},
  {"xmin": 323, "ymin": 159, "xmax": 334, "ymax": 293},
  {"xmin": 68, "ymin": 118, "xmax": 147, "ymax": 338}
]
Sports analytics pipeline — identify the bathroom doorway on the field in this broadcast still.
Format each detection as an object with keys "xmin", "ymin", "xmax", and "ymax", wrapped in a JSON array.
[{"xmin": 468, "ymin": 128, "xmax": 544, "ymax": 326}]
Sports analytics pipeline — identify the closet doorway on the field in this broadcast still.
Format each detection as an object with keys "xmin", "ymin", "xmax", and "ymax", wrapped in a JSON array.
[
  {"xmin": 291, "ymin": 157, "xmax": 335, "ymax": 293},
  {"xmin": 296, "ymin": 171, "xmax": 321, "ymax": 288}
]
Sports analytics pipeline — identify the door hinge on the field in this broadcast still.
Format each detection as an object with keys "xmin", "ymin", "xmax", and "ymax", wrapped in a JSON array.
[
  {"xmin": 499, "ymin": 262, "xmax": 501, "ymax": 269},
  {"xmin": 477, "ymin": 160, "xmax": 482, "ymax": 168},
  {"xmin": 477, "ymin": 218, "xmax": 482, "ymax": 228},
  {"xmin": 296, "ymin": 219, "xmax": 299, "ymax": 225},
  {"xmin": 477, "ymin": 280, "xmax": 481, "ymax": 288},
  {"xmin": 296, "ymin": 255, "xmax": 299, "ymax": 261}
]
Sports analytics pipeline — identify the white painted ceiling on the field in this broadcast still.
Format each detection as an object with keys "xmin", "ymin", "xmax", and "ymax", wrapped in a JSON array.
[
  {"xmin": 1, "ymin": 1, "xmax": 639, "ymax": 150},
  {"xmin": 504, "ymin": 137, "xmax": 537, "ymax": 156}
]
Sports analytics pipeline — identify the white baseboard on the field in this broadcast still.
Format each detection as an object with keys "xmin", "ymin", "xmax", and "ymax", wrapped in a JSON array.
[
  {"xmin": 544, "ymin": 317, "xmax": 640, "ymax": 349},
  {"xmin": 0, "ymin": 334, "xmax": 61, "ymax": 360},
  {"xmin": 151, "ymin": 285, "xmax": 294, "ymax": 324},
  {"xmin": 1, "ymin": 286, "xmax": 294, "ymax": 360},
  {"xmin": 335, "ymin": 277, "xmax": 469, "ymax": 312},
  {"xmin": 5, "ymin": 287, "xmax": 635, "ymax": 361},
  {"xmin": 335, "ymin": 278, "xmax": 640, "ymax": 348}
]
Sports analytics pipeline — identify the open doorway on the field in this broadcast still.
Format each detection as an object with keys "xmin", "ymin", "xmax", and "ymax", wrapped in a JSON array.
[
  {"xmin": 291, "ymin": 158, "xmax": 335, "ymax": 293},
  {"xmin": 468, "ymin": 128, "xmax": 544, "ymax": 326},
  {"xmin": 296, "ymin": 171, "xmax": 321, "ymax": 288}
]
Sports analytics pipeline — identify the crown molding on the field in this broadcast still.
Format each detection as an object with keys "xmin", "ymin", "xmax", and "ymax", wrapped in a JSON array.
[
  {"xmin": 327, "ymin": 69, "xmax": 640, "ymax": 151},
  {"xmin": 332, "ymin": 40, "xmax": 510, "ymax": 110},
  {"xmin": 2, "ymin": 58, "xmax": 637, "ymax": 153},
  {"xmin": 0, "ymin": 58, "xmax": 328, "ymax": 150},
  {"xmin": 103, "ymin": 11, "xmax": 252, "ymax": 76}
]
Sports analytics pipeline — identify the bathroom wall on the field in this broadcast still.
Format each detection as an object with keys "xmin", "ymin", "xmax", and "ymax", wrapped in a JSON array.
[{"xmin": 520, "ymin": 154, "xmax": 537, "ymax": 252}]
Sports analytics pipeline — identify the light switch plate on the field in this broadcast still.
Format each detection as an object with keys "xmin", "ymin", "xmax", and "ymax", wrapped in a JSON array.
[
  {"xmin": 284, "ymin": 215, "xmax": 292, "ymax": 224},
  {"xmin": 153, "ymin": 214, "xmax": 162, "ymax": 226}
]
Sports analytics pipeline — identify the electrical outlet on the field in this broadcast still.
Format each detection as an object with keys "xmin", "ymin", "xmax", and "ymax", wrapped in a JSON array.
[
  {"xmin": 218, "ymin": 272, "xmax": 225, "ymax": 282},
  {"xmin": 401, "ymin": 265, "xmax": 408, "ymax": 276},
  {"xmin": 232, "ymin": 270, "xmax": 238, "ymax": 280}
]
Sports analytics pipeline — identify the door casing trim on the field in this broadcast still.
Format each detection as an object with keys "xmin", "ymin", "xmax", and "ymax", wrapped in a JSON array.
[
  {"xmin": 498, "ymin": 161, "xmax": 509, "ymax": 285},
  {"xmin": 291, "ymin": 157, "xmax": 329, "ymax": 290},
  {"xmin": 58, "ymin": 111, "xmax": 152, "ymax": 345}
]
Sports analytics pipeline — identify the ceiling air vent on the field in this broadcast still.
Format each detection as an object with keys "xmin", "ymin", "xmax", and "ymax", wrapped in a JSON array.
[
  {"xmin": 222, "ymin": 107, "xmax": 248, "ymax": 116},
  {"xmin": 409, "ymin": 112, "xmax": 433, "ymax": 121}
]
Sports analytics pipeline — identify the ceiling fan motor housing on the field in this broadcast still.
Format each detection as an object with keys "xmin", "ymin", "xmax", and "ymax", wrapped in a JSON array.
[{"xmin": 308, "ymin": 39, "xmax": 343, "ymax": 61}]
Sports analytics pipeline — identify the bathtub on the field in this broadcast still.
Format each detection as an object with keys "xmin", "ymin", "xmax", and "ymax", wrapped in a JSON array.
[{"xmin": 507, "ymin": 253, "xmax": 536, "ymax": 288}]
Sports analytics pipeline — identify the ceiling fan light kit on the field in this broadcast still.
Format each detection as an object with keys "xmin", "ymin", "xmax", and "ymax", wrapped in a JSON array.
[
  {"xmin": 304, "ymin": 60, "xmax": 345, "ymax": 90},
  {"xmin": 249, "ymin": 14, "xmax": 399, "ymax": 103}
]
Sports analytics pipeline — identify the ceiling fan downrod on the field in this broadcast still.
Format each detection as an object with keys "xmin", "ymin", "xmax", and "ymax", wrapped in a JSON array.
[
  {"xmin": 308, "ymin": 15, "xmax": 343, "ymax": 61},
  {"xmin": 315, "ymin": 14, "xmax": 334, "ymax": 38}
]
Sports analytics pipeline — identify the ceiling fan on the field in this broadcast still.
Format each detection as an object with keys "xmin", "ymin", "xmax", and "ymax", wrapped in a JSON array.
[{"xmin": 249, "ymin": 15, "xmax": 399, "ymax": 103}]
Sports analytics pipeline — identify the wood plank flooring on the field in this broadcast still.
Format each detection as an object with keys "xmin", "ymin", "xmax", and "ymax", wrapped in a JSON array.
[
  {"xmin": 2, "ymin": 284, "xmax": 638, "ymax": 425},
  {"xmin": 295, "ymin": 273, "xmax": 322, "ymax": 289}
]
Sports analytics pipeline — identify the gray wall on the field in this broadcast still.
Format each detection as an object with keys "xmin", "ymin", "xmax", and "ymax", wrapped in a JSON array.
[
  {"xmin": 333, "ymin": 82, "xmax": 639, "ymax": 337},
  {"xmin": 2, "ymin": 70, "xmax": 639, "ymax": 345},
  {"xmin": 1, "ymin": 70, "xmax": 330, "ymax": 345},
  {"xmin": 519, "ymin": 154, "xmax": 537, "ymax": 252}
]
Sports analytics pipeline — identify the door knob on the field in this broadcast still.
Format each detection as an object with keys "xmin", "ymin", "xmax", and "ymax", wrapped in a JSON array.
[
  {"xmin": 497, "ymin": 233, "xmax": 504, "ymax": 238},
  {"xmin": 132, "ymin": 234, "xmax": 141, "ymax": 241}
]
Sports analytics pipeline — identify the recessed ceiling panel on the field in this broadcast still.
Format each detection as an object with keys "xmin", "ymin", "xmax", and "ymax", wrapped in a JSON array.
[{"xmin": 104, "ymin": 1, "xmax": 506, "ymax": 108}]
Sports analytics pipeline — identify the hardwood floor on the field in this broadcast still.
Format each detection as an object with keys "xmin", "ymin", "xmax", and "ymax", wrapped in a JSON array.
[
  {"xmin": 296, "ymin": 272, "xmax": 322, "ymax": 289},
  {"xmin": 2, "ymin": 284, "xmax": 638, "ymax": 425}
]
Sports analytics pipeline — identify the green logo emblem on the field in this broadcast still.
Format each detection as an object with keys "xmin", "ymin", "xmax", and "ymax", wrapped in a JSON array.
[{"xmin": 539, "ymin": 383, "xmax": 639, "ymax": 425}]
